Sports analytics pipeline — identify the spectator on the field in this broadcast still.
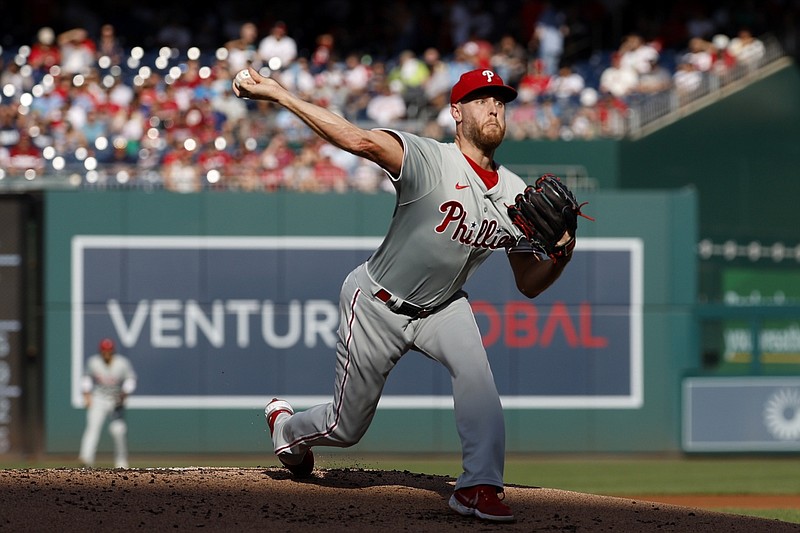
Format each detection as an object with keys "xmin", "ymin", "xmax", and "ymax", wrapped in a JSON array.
[
  {"xmin": 162, "ymin": 143, "xmax": 201, "ymax": 192},
  {"xmin": 224, "ymin": 22, "xmax": 260, "ymax": 73},
  {"xmin": 57, "ymin": 28, "xmax": 97, "ymax": 75},
  {"xmin": 274, "ymin": 105, "xmax": 315, "ymax": 144},
  {"xmin": 283, "ymin": 144, "xmax": 318, "ymax": 191},
  {"xmin": 461, "ymin": 37, "xmax": 493, "ymax": 70},
  {"xmin": 388, "ymin": 50, "xmax": 430, "ymax": 119},
  {"xmin": 107, "ymin": 75, "xmax": 135, "ymax": 111},
  {"xmin": 506, "ymin": 89, "xmax": 540, "ymax": 140},
  {"xmin": 683, "ymin": 37, "xmax": 715, "ymax": 73},
  {"xmin": 636, "ymin": 57, "xmax": 672, "ymax": 94},
  {"xmin": 310, "ymin": 33, "xmax": 336, "ymax": 75},
  {"xmin": 535, "ymin": 97, "xmax": 562, "ymax": 139},
  {"xmin": 319, "ymin": 140, "xmax": 359, "ymax": 174},
  {"xmin": 709, "ymin": 34, "xmax": 738, "ymax": 76},
  {"xmin": 197, "ymin": 137, "xmax": 236, "ymax": 186},
  {"xmin": 81, "ymin": 108, "xmax": 109, "ymax": 146},
  {"xmin": 619, "ymin": 34, "xmax": 660, "ymax": 76},
  {"xmin": 728, "ymin": 29, "xmax": 765, "ymax": 70},
  {"xmin": 313, "ymin": 145, "xmax": 349, "ymax": 193},
  {"xmin": 96, "ymin": 24, "xmax": 125, "ymax": 67},
  {"xmin": 570, "ymin": 90, "xmax": 601, "ymax": 140},
  {"xmin": 0, "ymin": 61, "xmax": 28, "ymax": 97},
  {"xmin": 529, "ymin": 2, "xmax": 568, "ymax": 76},
  {"xmin": 278, "ymin": 57, "xmax": 316, "ymax": 100},
  {"xmin": 517, "ymin": 59, "xmax": 552, "ymax": 103},
  {"xmin": 342, "ymin": 53, "xmax": 373, "ymax": 121},
  {"xmin": 8, "ymin": 132, "xmax": 45, "ymax": 176},
  {"xmin": 596, "ymin": 93, "xmax": 628, "ymax": 137},
  {"xmin": 28, "ymin": 27, "xmax": 61, "ymax": 74},
  {"xmin": 258, "ymin": 21, "xmax": 298, "ymax": 71},
  {"xmin": 0, "ymin": 105, "xmax": 21, "ymax": 149},
  {"xmin": 421, "ymin": 47, "xmax": 451, "ymax": 114},
  {"xmin": 113, "ymin": 107, "xmax": 145, "ymax": 151},
  {"xmin": 599, "ymin": 52, "xmax": 639, "ymax": 101},
  {"xmin": 343, "ymin": 53, "xmax": 372, "ymax": 94},
  {"xmin": 348, "ymin": 159, "xmax": 384, "ymax": 193},
  {"xmin": 232, "ymin": 139, "xmax": 265, "ymax": 191},
  {"xmin": 673, "ymin": 61, "xmax": 704, "ymax": 104},
  {"xmin": 365, "ymin": 79, "xmax": 407, "ymax": 126},
  {"xmin": 106, "ymin": 137, "xmax": 138, "ymax": 177},
  {"xmin": 547, "ymin": 64, "xmax": 585, "ymax": 102},
  {"xmin": 260, "ymin": 132, "xmax": 296, "ymax": 177},
  {"xmin": 491, "ymin": 34, "xmax": 527, "ymax": 87},
  {"xmin": 0, "ymin": 1, "xmax": 790, "ymax": 188}
]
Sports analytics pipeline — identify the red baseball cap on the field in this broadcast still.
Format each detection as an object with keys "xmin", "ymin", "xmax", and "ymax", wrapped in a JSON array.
[
  {"xmin": 450, "ymin": 69, "xmax": 518, "ymax": 105},
  {"xmin": 99, "ymin": 338, "xmax": 115, "ymax": 352}
]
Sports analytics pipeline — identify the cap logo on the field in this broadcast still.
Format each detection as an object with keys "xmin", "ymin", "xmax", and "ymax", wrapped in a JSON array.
[{"xmin": 482, "ymin": 70, "xmax": 495, "ymax": 83}]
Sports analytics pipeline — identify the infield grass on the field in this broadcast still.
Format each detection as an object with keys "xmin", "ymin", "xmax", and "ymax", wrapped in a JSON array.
[
  {"xmin": 340, "ymin": 455, "xmax": 800, "ymax": 495},
  {"xmin": 331, "ymin": 454, "xmax": 800, "ymax": 524}
]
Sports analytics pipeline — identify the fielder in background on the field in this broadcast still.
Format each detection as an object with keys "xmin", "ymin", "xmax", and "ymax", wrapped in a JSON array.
[
  {"xmin": 78, "ymin": 338, "xmax": 137, "ymax": 469},
  {"xmin": 233, "ymin": 66, "xmax": 586, "ymax": 523}
]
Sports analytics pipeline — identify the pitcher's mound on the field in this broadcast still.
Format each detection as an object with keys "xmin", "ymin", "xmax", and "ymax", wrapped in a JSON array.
[{"xmin": 2, "ymin": 467, "xmax": 798, "ymax": 532}]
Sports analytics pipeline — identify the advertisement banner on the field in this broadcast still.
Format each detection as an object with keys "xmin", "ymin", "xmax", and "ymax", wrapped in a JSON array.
[
  {"xmin": 683, "ymin": 377, "xmax": 800, "ymax": 451},
  {"xmin": 719, "ymin": 269, "xmax": 800, "ymax": 366},
  {"xmin": 71, "ymin": 236, "xmax": 643, "ymax": 410}
]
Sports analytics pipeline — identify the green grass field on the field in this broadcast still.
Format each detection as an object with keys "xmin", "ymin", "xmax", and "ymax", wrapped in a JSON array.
[
  {"xmin": 346, "ymin": 455, "xmax": 800, "ymax": 524},
  {"xmin": 4, "ymin": 454, "xmax": 799, "ymax": 523}
]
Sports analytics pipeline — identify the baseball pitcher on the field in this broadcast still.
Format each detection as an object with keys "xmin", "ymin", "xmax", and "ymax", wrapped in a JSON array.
[{"xmin": 233, "ymin": 67, "xmax": 588, "ymax": 522}]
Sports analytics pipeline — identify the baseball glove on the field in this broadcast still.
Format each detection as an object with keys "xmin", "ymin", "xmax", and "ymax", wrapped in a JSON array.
[{"xmin": 507, "ymin": 174, "xmax": 593, "ymax": 262}]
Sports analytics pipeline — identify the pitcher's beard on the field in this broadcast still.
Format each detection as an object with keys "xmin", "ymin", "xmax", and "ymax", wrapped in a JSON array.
[{"xmin": 465, "ymin": 122, "xmax": 504, "ymax": 153}]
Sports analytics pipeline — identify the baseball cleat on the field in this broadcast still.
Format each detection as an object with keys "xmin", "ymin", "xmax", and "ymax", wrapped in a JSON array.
[
  {"xmin": 449, "ymin": 485, "xmax": 515, "ymax": 522},
  {"xmin": 265, "ymin": 398, "xmax": 315, "ymax": 477},
  {"xmin": 265, "ymin": 398, "xmax": 294, "ymax": 432}
]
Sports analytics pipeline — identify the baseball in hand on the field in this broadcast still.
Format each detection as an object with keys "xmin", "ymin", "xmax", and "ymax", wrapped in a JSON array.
[{"xmin": 234, "ymin": 68, "xmax": 252, "ymax": 89}]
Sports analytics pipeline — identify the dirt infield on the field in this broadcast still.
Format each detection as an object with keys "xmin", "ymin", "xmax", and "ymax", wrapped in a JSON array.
[{"xmin": 1, "ymin": 467, "xmax": 798, "ymax": 532}]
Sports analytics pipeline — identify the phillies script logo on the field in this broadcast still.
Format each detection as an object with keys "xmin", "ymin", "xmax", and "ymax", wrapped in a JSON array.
[{"xmin": 434, "ymin": 200, "xmax": 513, "ymax": 249}]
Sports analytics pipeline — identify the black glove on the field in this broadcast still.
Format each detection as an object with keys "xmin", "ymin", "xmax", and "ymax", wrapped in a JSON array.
[{"xmin": 507, "ymin": 174, "xmax": 592, "ymax": 262}]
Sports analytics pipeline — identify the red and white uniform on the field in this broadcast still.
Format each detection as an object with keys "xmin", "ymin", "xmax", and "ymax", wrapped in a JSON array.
[
  {"xmin": 272, "ymin": 130, "xmax": 533, "ymax": 490},
  {"xmin": 78, "ymin": 352, "xmax": 136, "ymax": 468}
]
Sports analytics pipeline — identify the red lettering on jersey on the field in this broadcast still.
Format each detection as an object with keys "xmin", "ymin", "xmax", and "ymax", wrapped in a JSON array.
[
  {"xmin": 435, "ymin": 200, "xmax": 513, "ymax": 250},
  {"xmin": 434, "ymin": 201, "xmax": 464, "ymax": 233}
]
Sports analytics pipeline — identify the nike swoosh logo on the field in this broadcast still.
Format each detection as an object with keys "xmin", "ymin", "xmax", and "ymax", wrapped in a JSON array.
[{"xmin": 455, "ymin": 183, "xmax": 470, "ymax": 190}]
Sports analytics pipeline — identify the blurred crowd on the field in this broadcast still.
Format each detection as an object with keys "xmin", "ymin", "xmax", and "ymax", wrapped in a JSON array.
[{"xmin": 0, "ymin": 0, "xmax": 791, "ymax": 192}]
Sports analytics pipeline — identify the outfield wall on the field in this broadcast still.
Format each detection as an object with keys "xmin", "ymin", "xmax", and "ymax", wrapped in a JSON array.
[{"xmin": 43, "ymin": 188, "xmax": 697, "ymax": 455}]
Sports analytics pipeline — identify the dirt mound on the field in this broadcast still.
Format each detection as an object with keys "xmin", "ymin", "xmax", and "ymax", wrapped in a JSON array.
[{"xmin": 1, "ymin": 467, "xmax": 798, "ymax": 532}]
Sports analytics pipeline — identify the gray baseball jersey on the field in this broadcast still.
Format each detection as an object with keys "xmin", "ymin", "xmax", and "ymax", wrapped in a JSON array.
[
  {"xmin": 367, "ymin": 130, "xmax": 531, "ymax": 307},
  {"xmin": 272, "ymin": 130, "xmax": 534, "ymax": 491},
  {"xmin": 81, "ymin": 353, "xmax": 137, "ymax": 402}
]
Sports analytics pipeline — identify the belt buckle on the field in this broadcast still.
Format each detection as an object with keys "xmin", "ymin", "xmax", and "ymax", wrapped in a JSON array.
[{"xmin": 375, "ymin": 288, "xmax": 392, "ymax": 303}]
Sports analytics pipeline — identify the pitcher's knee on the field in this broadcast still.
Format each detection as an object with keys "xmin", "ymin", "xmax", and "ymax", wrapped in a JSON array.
[
  {"xmin": 109, "ymin": 419, "xmax": 127, "ymax": 438},
  {"xmin": 326, "ymin": 419, "xmax": 370, "ymax": 448}
]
